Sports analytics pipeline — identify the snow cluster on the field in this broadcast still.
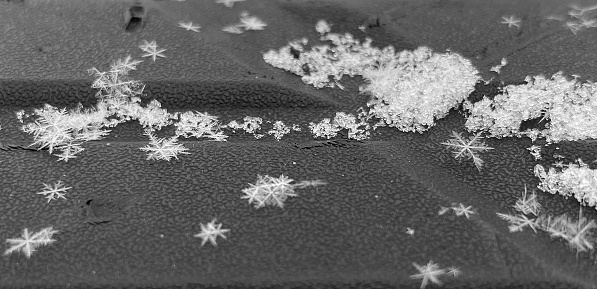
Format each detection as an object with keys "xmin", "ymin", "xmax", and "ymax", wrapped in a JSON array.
[
  {"xmin": 263, "ymin": 20, "xmax": 480, "ymax": 133},
  {"xmin": 361, "ymin": 46, "xmax": 479, "ymax": 133},
  {"xmin": 464, "ymin": 72, "xmax": 597, "ymax": 143}
]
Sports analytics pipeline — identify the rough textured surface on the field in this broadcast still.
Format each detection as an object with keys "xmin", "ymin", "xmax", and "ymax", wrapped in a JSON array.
[{"xmin": 1, "ymin": 0, "xmax": 597, "ymax": 288}]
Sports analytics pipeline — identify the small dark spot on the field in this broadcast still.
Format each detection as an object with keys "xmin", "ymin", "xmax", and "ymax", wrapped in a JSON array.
[
  {"xmin": 301, "ymin": 63, "xmax": 310, "ymax": 75},
  {"xmin": 289, "ymin": 46, "xmax": 301, "ymax": 59},
  {"xmin": 38, "ymin": 44, "xmax": 60, "ymax": 53}
]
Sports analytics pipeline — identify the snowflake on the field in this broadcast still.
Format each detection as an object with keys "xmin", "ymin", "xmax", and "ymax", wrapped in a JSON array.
[
  {"xmin": 4, "ymin": 227, "xmax": 58, "ymax": 258},
  {"xmin": 215, "ymin": 0, "xmax": 245, "ymax": 8},
  {"xmin": 441, "ymin": 131, "xmax": 494, "ymax": 171},
  {"xmin": 174, "ymin": 111, "xmax": 226, "ymax": 141},
  {"xmin": 241, "ymin": 174, "xmax": 297, "ymax": 209},
  {"xmin": 293, "ymin": 179, "xmax": 328, "ymax": 189},
  {"xmin": 140, "ymin": 41, "xmax": 166, "ymax": 62},
  {"xmin": 410, "ymin": 260, "xmax": 446, "ymax": 289},
  {"xmin": 194, "ymin": 218, "xmax": 230, "ymax": 246},
  {"xmin": 37, "ymin": 180, "xmax": 71, "ymax": 203},
  {"xmin": 239, "ymin": 12, "xmax": 267, "ymax": 31},
  {"xmin": 564, "ymin": 21, "xmax": 583, "ymax": 35},
  {"xmin": 501, "ymin": 15, "xmax": 521, "ymax": 28},
  {"xmin": 140, "ymin": 130, "xmax": 190, "ymax": 161},
  {"xmin": 110, "ymin": 55, "xmax": 143, "ymax": 74},
  {"xmin": 451, "ymin": 203, "xmax": 475, "ymax": 219},
  {"xmin": 178, "ymin": 21, "xmax": 201, "ymax": 32}
]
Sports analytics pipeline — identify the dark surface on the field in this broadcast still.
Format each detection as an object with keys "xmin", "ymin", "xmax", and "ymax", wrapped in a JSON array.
[{"xmin": 0, "ymin": 0, "xmax": 596, "ymax": 288}]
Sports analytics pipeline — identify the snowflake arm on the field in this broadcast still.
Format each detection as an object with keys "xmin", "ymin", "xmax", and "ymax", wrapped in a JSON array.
[
  {"xmin": 513, "ymin": 184, "xmax": 542, "ymax": 216},
  {"xmin": 496, "ymin": 212, "xmax": 539, "ymax": 233},
  {"xmin": 140, "ymin": 130, "xmax": 190, "ymax": 161},
  {"xmin": 451, "ymin": 203, "xmax": 475, "ymax": 219},
  {"xmin": 564, "ymin": 21, "xmax": 582, "ymax": 35},
  {"xmin": 139, "ymin": 40, "xmax": 157, "ymax": 52},
  {"xmin": 222, "ymin": 24, "xmax": 244, "ymax": 34},
  {"xmin": 441, "ymin": 131, "xmax": 494, "ymax": 171},
  {"xmin": 446, "ymin": 266, "xmax": 462, "ymax": 277}
]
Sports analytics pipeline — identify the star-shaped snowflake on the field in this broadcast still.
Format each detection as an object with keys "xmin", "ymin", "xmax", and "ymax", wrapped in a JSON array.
[
  {"xmin": 178, "ymin": 21, "xmax": 201, "ymax": 32},
  {"xmin": 140, "ymin": 41, "xmax": 166, "ymax": 62},
  {"xmin": 37, "ymin": 180, "xmax": 71, "ymax": 203},
  {"xmin": 140, "ymin": 130, "xmax": 189, "ymax": 161},
  {"xmin": 451, "ymin": 203, "xmax": 475, "ymax": 219},
  {"xmin": 4, "ymin": 227, "xmax": 58, "ymax": 258},
  {"xmin": 501, "ymin": 15, "xmax": 521, "ymax": 28},
  {"xmin": 410, "ymin": 260, "xmax": 446, "ymax": 289},
  {"xmin": 446, "ymin": 266, "xmax": 462, "ymax": 277},
  {"xmin": 194, "ymin": 219, "xmax": 230, "ymax": 247}
]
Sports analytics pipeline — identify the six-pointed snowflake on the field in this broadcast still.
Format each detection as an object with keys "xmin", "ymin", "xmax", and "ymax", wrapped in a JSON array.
[
  {"xmin": 451, "ymin": 203, "xmax": 475, "ymax": 219},
  {"xmin": 194, "ymin": 218, "xmax": 230, "ymax": 247},
  {"xmin": 110, "ymin": 55, "xmax": 143, "ymax": 74},
  {"xmin": 4, "ymin": 227, "xmax": 58, "ymax": 258},
  {"xmin": 140, "ymin": 40, "xmax": 166, "ymax": 62},
  {"xmin": 178, "ymin": 21, "xmax": 201, "ymax": 32},
  {"xmin": 410, "ymin": 260, "xmax": 446, "ymax": 289},
  {"xmin": 140, "ymin": 130, "xmax": 190, "ymax": 161},
  {"xmin": 239, "ymin": 12, "xmax": 267, "ymax": 31},
  {"xmin": 241, "ymin": 174, "xmax": 297, "ymax": 209},
  {"xmin": 501, "ymin": 15, "xmax": 521, "ymax": 28},
  {"xmin": 37, "ymin": 180, "xmax": 71, "ymax": 203},
  {"xmin": 222, "ymin": 24, "xmax": 244, "ymax": 34},
  {"xmin": 496, "ymin": 212, "xmax": 539, "ymax": 233}
]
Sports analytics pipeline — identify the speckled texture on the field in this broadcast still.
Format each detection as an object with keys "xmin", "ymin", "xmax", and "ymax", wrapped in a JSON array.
[
  {"xmin": 0, "ymin": 140, "xmax": 586, "ymax": 288},
  {"xmin": 1, "ymin": 0, "xmax": 597, "ymax": 288}
]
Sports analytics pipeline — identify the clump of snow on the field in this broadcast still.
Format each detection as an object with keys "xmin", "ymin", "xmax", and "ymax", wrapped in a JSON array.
[
  {"xmin": 263, "ymin": 21, "xmax": 480, "ymax": 133},
  {"xmin": 463, "ymin": 72, "xmax": 597, "ymax": 143},
  {"xmin": 361, "ymin": 46, "xmax": 480, "ymax": 133},
  {"xmin": 534, "ymin": 159, "xmax": 597, "ymax": 210}
]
